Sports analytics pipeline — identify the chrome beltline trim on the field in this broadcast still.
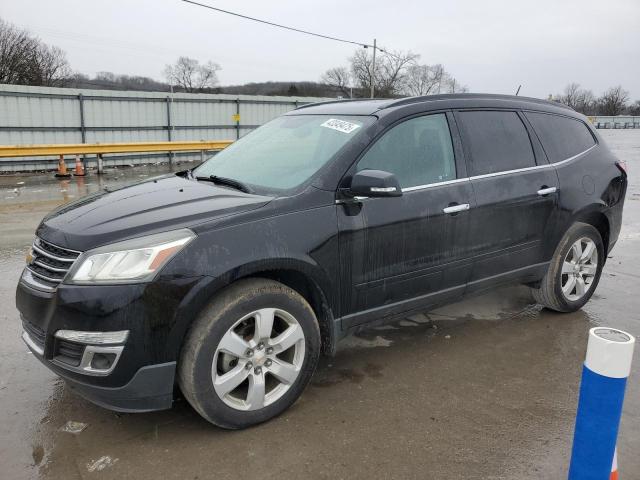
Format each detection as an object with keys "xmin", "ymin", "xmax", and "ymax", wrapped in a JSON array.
[
  {"xmin": 552, "ymin": 144, "xmax": 597, "ymax": 167},
  {"xmin": 400, "ymin": 144, "xmax": 596, "ymax": 192},
  {"xmin": 402, "ymin": 177, "xmax": 470, "ymax": 192},
  {"xmin": 469, "ymin": 163, "xmax": 552, "ymax": 181}
]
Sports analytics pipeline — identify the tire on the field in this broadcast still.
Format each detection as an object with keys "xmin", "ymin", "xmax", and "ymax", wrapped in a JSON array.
[
  {"xmin": 531, "ymin": 222, "xmax": 604, "ymax": 313},
  {"xmin": 178, "ymin": 278, "xmax": 321, "ymax": 429}
]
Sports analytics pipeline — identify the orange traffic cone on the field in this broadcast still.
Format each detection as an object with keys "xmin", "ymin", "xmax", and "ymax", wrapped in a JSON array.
[
  {"xmin": 74, "ymin": 155, "xmax": 85, "ymax": 176},
  {"xmin": 54, "ymin": 154, "xmax": 71, "ymax": 178},
  {"xmin": 610, "ymin": 448, "xmax": 618, "ymax": 480}
]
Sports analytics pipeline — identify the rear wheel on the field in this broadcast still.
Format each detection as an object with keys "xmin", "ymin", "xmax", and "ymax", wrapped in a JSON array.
[
  {"xmin": 178, "ymin": 278, "xmax": 321, "ymax": 429},
  {"xmin": 531, "ymin": 222, "xmax": 604, "ymax": 312}
]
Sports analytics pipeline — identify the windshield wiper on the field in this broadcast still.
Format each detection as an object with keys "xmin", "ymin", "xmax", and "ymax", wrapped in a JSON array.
[{"xmin": 195, "ymin": 175, "xmax": 252, "ymax": 193}]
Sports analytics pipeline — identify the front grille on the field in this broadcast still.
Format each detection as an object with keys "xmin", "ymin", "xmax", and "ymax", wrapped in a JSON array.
[
  {"xmin": 22, "ymin": 318, "xmax": 46, "ymax": 350},
  {"xmin": 25, "ymin": 237, "xmax": 81, "ymax": 290}
]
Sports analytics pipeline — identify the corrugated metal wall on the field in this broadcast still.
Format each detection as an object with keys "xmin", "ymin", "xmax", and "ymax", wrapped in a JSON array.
[{"xmin": 0, "ymin": 84, "xmax": 331, "ymax": 172}]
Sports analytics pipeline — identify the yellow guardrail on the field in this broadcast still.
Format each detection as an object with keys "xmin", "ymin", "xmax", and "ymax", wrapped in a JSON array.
[{"xmin": 0, "ymin": 140, "xmax": 233, "ymax": 158}]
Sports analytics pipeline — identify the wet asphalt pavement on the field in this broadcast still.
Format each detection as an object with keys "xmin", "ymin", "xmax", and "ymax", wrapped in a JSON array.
[{"xmin": 1, "ymin": 131, "xmax": 639, "ymax": 479}]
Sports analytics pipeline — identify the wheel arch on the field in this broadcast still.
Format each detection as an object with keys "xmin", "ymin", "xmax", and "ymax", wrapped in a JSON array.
[
  {"xmin": 170, "ymin": 259, "xmax": 338, "ymax": 362},
  {"xmin": 571, "ymin": 207, "xmax": 611, "ymax": 254}
]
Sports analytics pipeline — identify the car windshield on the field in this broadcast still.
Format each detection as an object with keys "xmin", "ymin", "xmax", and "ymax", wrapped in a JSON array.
[{"xmin": 194, "ymin": 114, "xmax": 373, "ymax": 192}]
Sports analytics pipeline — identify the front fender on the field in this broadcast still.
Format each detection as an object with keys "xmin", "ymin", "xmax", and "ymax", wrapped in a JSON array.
[{"xmin": 159, "ymin": 204, "xmax": 339, "ymax": 360}]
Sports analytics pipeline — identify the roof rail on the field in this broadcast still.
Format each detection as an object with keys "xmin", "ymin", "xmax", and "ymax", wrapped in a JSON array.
[
  {"xmin": 380, "ymin": 93, "xmax": 574, "ymax": 111},
  {"xmin": 294, "ymin": 98, "xmax": 383, "ymax": 110}
]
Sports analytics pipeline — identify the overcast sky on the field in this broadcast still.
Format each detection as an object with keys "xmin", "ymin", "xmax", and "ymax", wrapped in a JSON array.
[{"xmin": 3, "ymin": 0, "xmax": 639, "ymax": 99}]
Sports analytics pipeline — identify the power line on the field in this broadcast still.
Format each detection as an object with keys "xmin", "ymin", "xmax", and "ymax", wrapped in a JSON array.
[
  {"xmin": 179, "ymin": 1, "xmax": 425, "ymax": 98},
  {"xmin": 181, "ymin": 0, "xmax": 373, "ymax": 48}
]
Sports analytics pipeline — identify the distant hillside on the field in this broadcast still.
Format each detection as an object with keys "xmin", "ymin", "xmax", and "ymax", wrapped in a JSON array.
[
  {"xmin": 69, "ymin": 73, "xmax": 347, "ymax": 98},
  {"xmin": 220, "ymin": 81, "xmax": 350, "ymax": 98}
]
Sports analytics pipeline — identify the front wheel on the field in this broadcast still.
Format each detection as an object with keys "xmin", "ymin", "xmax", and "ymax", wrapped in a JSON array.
[
  {"xmin": 531, "ymin": 222, "xmax": 604, "ymax": 312},
  {"xmin": 178, "ymin": 278, "xmax": 321, "ymax": 429}
]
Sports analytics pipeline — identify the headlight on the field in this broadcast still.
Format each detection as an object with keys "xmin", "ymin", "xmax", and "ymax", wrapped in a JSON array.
[{"xmin": 66, "ymin": 228, "xmax": 196, "ymax": 284}]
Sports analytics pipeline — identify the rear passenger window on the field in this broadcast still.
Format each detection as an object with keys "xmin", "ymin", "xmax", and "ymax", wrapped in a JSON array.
[
  {"xmin": 458, "ymin": 111, "xmax": 536, "ymax": 176},
  {"xmin": 525, "ymin": 112, "xmax": 596, "ymax": 162},
  {"xmin": 356, "ymin": 113, "xmax": 456, "ymax": 188}
]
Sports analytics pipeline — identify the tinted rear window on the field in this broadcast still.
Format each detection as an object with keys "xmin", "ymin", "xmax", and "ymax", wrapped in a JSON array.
[
  {"xmin": 525, "ymin": 112, "xmax": 595, "ymax": 162},
  {"xmin": 458, "ymin": 111, "xmax": 536, "ymax": 176}
]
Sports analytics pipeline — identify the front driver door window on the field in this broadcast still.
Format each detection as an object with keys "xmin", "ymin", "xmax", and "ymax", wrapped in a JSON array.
[{"xmin": 356, "ymin": 113, "xmax": 456, "ymax": 188}]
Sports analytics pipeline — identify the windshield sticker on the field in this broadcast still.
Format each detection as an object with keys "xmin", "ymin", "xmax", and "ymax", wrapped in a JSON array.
[{"xmin": 320, "ymin": 118, "xmax": 361, "ymax": 134}]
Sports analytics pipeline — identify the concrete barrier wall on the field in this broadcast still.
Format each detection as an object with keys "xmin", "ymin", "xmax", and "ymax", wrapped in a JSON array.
[
  {"xmin": 589, "ymin": 115, "xmax": 640, "ymax": 129},
  {"xmin": 0, "ymin": 84, "xmax": 331, "ymax": 172}
]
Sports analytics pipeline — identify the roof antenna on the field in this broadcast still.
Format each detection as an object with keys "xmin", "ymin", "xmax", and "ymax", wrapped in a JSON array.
[{"xmin": 515, "ymin": 85, "xmax": 522, "ymax": 96}]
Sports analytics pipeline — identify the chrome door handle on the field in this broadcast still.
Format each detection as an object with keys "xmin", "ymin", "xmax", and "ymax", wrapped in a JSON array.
[
  {"xmin": 443, "ymin": 203, "xmax": 470, "ymax": 214},
  {"xmin": 537, "ymin": 187, "xmax": 558, "ymax": 196}
]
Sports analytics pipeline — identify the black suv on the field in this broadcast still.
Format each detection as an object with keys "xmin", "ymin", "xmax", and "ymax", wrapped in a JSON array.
[{"xmin": 17, "ymin": 94, "xmax": 627, "ymax": 428}]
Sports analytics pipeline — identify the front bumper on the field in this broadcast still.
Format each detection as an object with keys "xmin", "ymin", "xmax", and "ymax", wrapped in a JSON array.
[
  {"xmin": 15, "ymin": 271, "xmax": 204, "ymax": 412},
  {"xmin": 23, "ymin": 330, "xmax": 175, "ymax": 412}
]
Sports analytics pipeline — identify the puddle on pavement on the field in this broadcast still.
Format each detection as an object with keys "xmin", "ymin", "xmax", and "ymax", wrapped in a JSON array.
[{"xmin": 0, "ymin": 162, "xmax": 197, "ymax": 207}]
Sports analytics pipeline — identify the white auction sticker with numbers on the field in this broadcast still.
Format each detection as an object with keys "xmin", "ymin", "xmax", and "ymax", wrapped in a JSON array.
[{"xmin": 320, "ymin": 118, "xmax": 361, "ymax": 134}]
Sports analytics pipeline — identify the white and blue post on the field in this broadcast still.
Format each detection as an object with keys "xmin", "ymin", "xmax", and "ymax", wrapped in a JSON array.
[{"xmin": 568, "ymin": 327, "xmax": 635, "ymax": 480}]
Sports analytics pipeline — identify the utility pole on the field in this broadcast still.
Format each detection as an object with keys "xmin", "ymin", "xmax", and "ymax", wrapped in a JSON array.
[{"xmin": 370, "ymin": 38, "xmax": 376, "ymax": 99}]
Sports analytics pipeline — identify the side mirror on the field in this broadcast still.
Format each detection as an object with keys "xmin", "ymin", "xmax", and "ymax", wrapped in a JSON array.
[{"xmin": 350, "ymin": 169, "xmax": 402, "ymax": 198}]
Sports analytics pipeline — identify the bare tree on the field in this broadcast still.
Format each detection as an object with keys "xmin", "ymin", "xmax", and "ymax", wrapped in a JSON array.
[
  {"xmin": 321, "ymin": 66, "xmax": 352, "ymax": 97},
  {"xmin": 597, "ymin": 86, "xmax": 629, "ymax": 116},
  {"xmin": 375, "ymin": 50, "xmax": 420, "ymax": 97},
  {"xmin": 441, "ymin": 74, "xmax": 468, "ymax": 93},
  {"xmin": 349, "ymin": 48, "xmax": 419, "ymax": 97},
  {"xmin": 402, "ymin": 64, "xmax": 445, "ymax": 96},
  {"xmin": 556, "ymin": 83, "xmax": 596, "ymax": 114},
  {"xmin": 560, "ymin": 82, "xmax": 582, "ymax": 109},
  {"xmin": 0, "ymin": 19, "xmax": 34, "ymax": 84},
  {"xmin": 31, "ymin": 45, "xmax": 71, "ymax": 86},
  {"xmin": 0, "ymin": 19, "xmax": 70, "ymax": 86},
  {"xmin": 323, "ymin": 48, "xmax": 466, "ymax": 99},
  {"xmin": 164, "ymin": 56, "xmax": 221, "ymax": 92},
  {"xmin": 628, "ymin": 100, "xmax": 640, "ymax": 116},
  {"xmin": 575, "ymin": 90, "xmax": 596, "ymax": 115}
]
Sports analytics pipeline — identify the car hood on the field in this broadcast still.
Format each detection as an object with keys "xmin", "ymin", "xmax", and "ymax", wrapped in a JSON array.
[{"xmin": 36, "ymin": 175, "xmax": 273, "ymax": 251}]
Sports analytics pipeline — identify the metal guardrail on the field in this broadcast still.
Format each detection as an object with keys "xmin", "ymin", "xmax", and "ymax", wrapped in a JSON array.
[
  {"xmin": 0, "ymin": 140, "xmax": 232, "ymax": 158},
  {"xmin": 0, "ymin": 140, "xmax": 233, "ymax": 175}
]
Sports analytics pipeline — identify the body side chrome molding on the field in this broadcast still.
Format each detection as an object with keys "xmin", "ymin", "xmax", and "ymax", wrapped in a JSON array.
[
  {"xmin": 402, "ymin": 177, "xmax": 470, "ymax": 193},
  {"xmin": 401, "ymin": 144, "xmax": 597, "ymax": 191}
]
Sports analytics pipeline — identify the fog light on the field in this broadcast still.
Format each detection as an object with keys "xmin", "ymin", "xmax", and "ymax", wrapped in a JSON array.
[
  {"xmin": 91, "ymin": 352, "xmax": 117, "ymax": 370},
  {"xmin": 51, "ymin": 330, "xmax": 127, "ymax": 376}
]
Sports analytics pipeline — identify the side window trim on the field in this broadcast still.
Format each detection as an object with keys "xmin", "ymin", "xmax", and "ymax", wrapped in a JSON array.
[
  {"xmin": 523, "ymin": 110, "xmax": 599, "ymax": 163},
  {"xmin": 350, "ymin": 110, "xmax": 459, "ymax": 191},
  {"xmin": 517, "ymin": 110, "xmax": 550, "ymax": 165},
  {"xmin": 453, "ymin": 108, "xmax": 538, "ymax": 176},
  {"xmin": 445, "ymin": 110, "xmax": 469, "ymax": 179},
  {"xmin": 466, "ymin": 143, "xmax": 597, "ymax": 180}
]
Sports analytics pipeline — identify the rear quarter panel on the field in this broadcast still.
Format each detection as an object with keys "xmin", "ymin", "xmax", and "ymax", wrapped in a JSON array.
[{"xmin": 553, "ymin": 142, "xmax": 625, "ymax": 255}]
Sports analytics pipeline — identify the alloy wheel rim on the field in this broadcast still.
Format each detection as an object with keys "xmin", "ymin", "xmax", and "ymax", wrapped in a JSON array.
[
  {"xmin": 212, "ymin": 308, "xmax": 305, "ymax": 411},
  {"xmin": 561, "ymin": 237, "xmax": 598, "ymax": 302}
]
